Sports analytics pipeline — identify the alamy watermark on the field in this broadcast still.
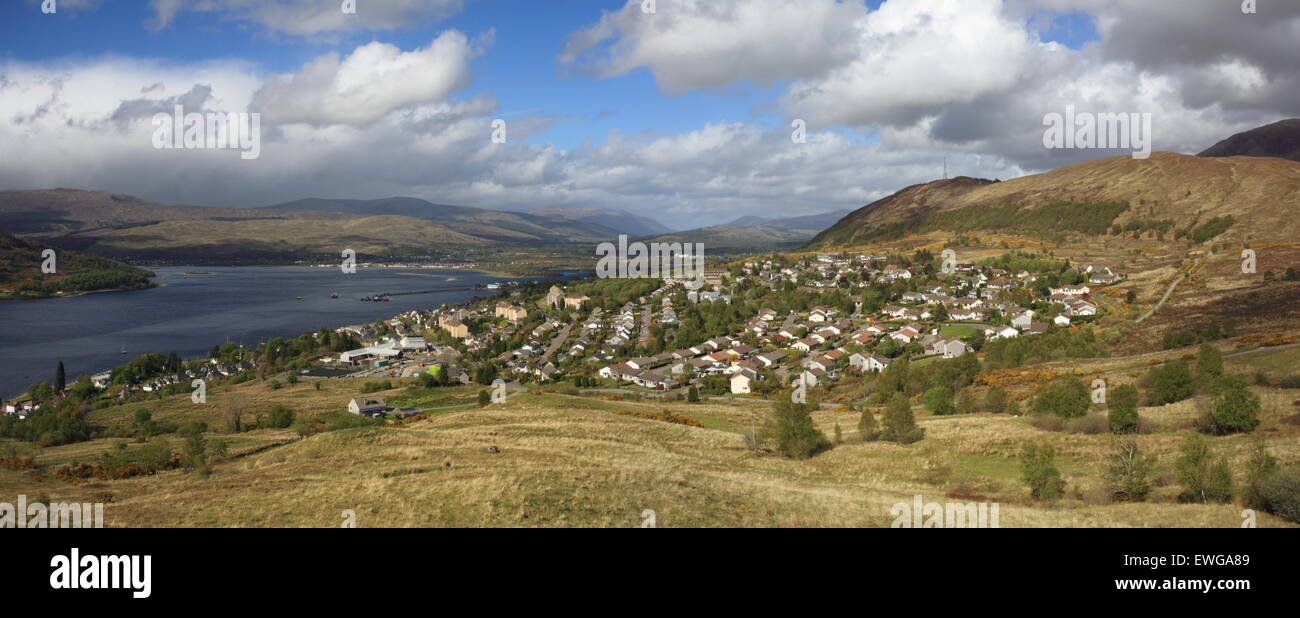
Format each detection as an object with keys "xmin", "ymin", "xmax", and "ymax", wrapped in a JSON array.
[
  {"xmin": 596, "ymin": 235, "xmax": 706, "ymax": 289},
  {"xmin": 1043, "ymin": 105, "xmax": 1152, "ymax": 159},
  {"xmin": 152, "ymin": 105, "xmax": 261, "ymax": 160},
  {"xmin": 891, "ymin": 494, "xmax": 1000, "ymax": 528},
  {"xmin": 2, "ymin": 495, "xmax": 104, "ymax": 528}
]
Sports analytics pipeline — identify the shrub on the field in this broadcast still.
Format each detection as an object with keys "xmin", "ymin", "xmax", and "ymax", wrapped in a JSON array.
[
  {"xmin": 1033, "ymin": 377, "xmax": 1090, "ymax": 418},
  {"xmin": 687, "ymin": 386, "xmax": 700, "ymax": 403},
  {"xmin": 265, "ymin": 405, "xmax": 295, "ymax": 429},
  {"xmin": 477, "ymin": 390, "xmax": 490, "ymax": 407},
  {"xmin": 1065, "ymin": 413, "xmax": 1109, "ymax": 435},
  {"xmin": 1108, "ymin": 384, "xmax": 1140, "ymax": 433},
  {"xmin": 1019, "ymin": 442, "xmax": 1065, "ymax": 501},
  {"xmin": 1256, "ymin": 469, "xmax": 1300, "ymax": 523},
  {"xmin": 1242, "ymin": 438, "xmax": 1279, "ymax": 511},
  {"xmin": 1146, "ymin": 360, "xmax": 1194, "ymax": 406},
  {"xmin": 1174, "ymin": 434, "xmax": 1233, "ymax": 503}
]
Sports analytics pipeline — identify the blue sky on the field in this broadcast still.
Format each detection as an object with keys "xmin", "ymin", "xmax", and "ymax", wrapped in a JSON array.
[{"xmin": 0, "ymin": 1, "xmax": 1291, "ymax": 228}]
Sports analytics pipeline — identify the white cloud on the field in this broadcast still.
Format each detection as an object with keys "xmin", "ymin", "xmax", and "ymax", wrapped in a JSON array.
[
  {"xmin": 250, "ymin": 31, "xmax": 486, "ymax": 127},
  {"xmin": 561, "ymin": 0, "xmax": 865, "ymax": 94}
]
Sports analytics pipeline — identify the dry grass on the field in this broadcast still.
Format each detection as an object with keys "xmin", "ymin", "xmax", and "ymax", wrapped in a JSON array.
[{"xmin": 3, "ymin": 382, "xmax": 1295, "ymax": 528}]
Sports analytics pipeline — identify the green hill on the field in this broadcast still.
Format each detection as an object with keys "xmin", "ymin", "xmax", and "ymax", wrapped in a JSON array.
[{"xmin": 0, "ymin": 229, "xmax": 155, "ymax": 299}]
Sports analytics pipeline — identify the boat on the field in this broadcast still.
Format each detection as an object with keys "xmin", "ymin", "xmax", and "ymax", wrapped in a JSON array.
[
  {"xmin": 120, "ymin": 346, "xmax": 126, "ymax": 354},
  {"xmin": 329, "ymin": 292, "xmax": 339, "ymax": 299},
  {"xmin": 296, "ymin": 296, "xmax": 304, "ymax": 300}
]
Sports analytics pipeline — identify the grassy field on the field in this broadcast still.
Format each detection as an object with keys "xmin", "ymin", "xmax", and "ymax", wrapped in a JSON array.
[{"xmin": 2, "ymin": 377, "xmax": 1296, "ymax": 528}]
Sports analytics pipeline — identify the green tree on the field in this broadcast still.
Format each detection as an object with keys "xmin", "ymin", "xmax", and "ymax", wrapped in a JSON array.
[
  {"xmin": 1242, "ymin": 438, "xmax": 1279, "ymax": 511},
  {"xmin": 857, "ymin": 408, "xmax": 880, "ymax": 442},
  {"xmin": 924, "ymin": 385, "xmax": 954, "ymax": 415},
  {"xmin": 55, "ymin": 361, "xmax": 66, "ymax": 394},
  {"xmin": 1196, "ymin": 343, "xmax": 1223, "ymax": 381},
  {"xmin": 687, "ymin": 385, "xmax": 700, "ymax": 403},
  {"xmin": 1202, "ymin": 378, "xmax": 1260, "ymax": 435},
  {"xmin": 1146, "ymin": 360, "xmax": 1194, "ymax": 406},
  {"xmin": 761, "ymin": 399, "xmax": 831, "ymax": 459},
  {"xmin": 477, "ymin": 389, "xmax": 490, "ymax": 407},
  {"xmin": 984, "ymin": 386, "xmax": 1007, "ymax": 414},
  {"xmin": 1107, "ymin": 384, "xmax": 1140, "ymax": 433},
  {"xmin": 1019, "ymin": 442, "xmax": 1065, "ymax": 501},
  {"xmin": 1174, "ymin": 433, "xmax": 1233, "ymax": 503},
  {"xmin": 1106, "ymin": 437, "xmax": 1155, "ymax": 502},
  {"xmin": 881, "ymin": 393, "xmax": 924, "ymax": 444}
]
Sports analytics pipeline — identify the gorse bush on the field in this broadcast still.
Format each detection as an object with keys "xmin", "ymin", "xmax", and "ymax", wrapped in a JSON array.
[{"xmin": 1145, "ymin": 360, "xmax": 1194, "ymax": 406}]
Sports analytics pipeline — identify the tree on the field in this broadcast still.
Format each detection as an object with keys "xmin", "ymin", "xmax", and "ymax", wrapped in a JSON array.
[
  {"xmin": 1146, "ymin": 360, "xmax": 1194, "ymax": 406},
  {"xmin": 857, "ymin": 408, "xmax": 880, "ymax": 442},
  {"xmin": 1202, "ymin": 378, "xmax": 1260, "ymax": 435},
  {"xmin": 924, "ymin": 385, "xmax": 954, "ymax": 415},
  {"xmin": 1107, "ymin": 384, "xmax": 1140, "ymax": 433},
  {"xmin": 984, "ymin": 387, "xmax": 1007, "ymax": 414},
  {"xmin": 760, "ymin": 399, "xmax": 831, "ymax": 460},
  {"xmin": 881, "ymin": 393, "xmax": 924, "ymax": 444},
  {"xmin": 55, "ymin": 361, "xmax": 66, "ymax": 394},
  {"xmin": 687, "ymin": 385, "xmax": 700, "ymax": 403},
  {"xmin": 477, "ymin": 389, "xmax": 490, "ymax": 407},
  {"xmin": 1033, "ymin": 377, "xmax": 1090, "ymax": 418},
  {"xmin": 1196, "ymin": 343, "xmax": 1223, "ymax": 382},
  {"xmin": 956, "ymin": 389, "xmax": 976, "ymax": 415},
  {"xmin": 1242, "ymin": 438, "xmax": 1279, "ymax": 511},
  {"xmin": 1019, "ymin": 442, "xmax": 1065, "ymax": 501},
  {"xmin": 1174, "ymin": 433, "xmax": 1233, "ymax": 503},
  {"xmin": 1106, "ymin": 437, "xmax": 1155, "ymax": 502}
]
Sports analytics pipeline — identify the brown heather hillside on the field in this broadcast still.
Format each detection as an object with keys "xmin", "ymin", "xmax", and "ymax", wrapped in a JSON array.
[
  {"xmin": 3, "ymin": 380, "xmax": 1297, "ymax": 528},
  {"xmin": 51, "ymin": 214, "xmax": 483, "ymax": 262},
  {"xmin": 810, "ymin": 152, "xmax": 1300, "ymax": 248},
  {"xmin": 0, "ymin": 188, "xmax": 345, "ymax": 234}
]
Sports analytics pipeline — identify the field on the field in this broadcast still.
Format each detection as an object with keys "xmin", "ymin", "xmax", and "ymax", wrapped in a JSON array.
[{"xmin": 3, "ymin": 371, "xmax": 1297, "ymax": 528}]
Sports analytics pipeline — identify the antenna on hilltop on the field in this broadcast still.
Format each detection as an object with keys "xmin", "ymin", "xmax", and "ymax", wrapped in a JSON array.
[{"xmin": 943, "ymin": 156, "xmax": 948, "ymax": 180}]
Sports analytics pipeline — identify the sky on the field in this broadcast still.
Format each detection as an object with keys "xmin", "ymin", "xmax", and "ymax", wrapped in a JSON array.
[{"xmin": 0, "ymin": 0, "xmax": 1296, "ymax": 229}]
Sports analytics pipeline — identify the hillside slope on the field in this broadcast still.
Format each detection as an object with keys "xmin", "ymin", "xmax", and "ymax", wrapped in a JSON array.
[
  {"xmin": 530, "ymin": 206, "xmax": 673, "ymax": 237},
  {"xmin": 809, "ymin": 152, "xmax": 1300, "ymax": 248},
  {"xmin": 265, "ymin": 197, "xmax": 624, "ymax": 243},
  {"xmin": 0, "ymin": 229, "xmax": 154, "ymax": 299},
  {"xmin": 1199, "ymin": 118, "xmax": 1300, "ymax": 162}
]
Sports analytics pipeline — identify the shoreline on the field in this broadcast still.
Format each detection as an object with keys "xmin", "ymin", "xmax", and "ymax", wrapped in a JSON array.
[{"xmin": 1, "ymin": 266, "xmax": 580, "ymax": 400}]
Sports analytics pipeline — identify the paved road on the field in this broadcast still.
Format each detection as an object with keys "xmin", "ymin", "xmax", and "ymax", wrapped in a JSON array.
[{"xmin": 540, "ymin": 321, "xmax": 574, "ymax": 364}]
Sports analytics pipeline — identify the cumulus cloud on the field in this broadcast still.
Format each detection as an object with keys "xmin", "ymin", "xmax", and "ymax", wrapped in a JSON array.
[
  {"xmin": 146, "ymin": 0, "xmax": 465, "ymax": 36},
  {"xmin": 250, "ymin": 31, "xmax": 487, "ymax": 127},
  {"xmin": 561, "ymin": 0, "xmax": 865, "ymax": 94},
  {"xmin": 563, "ymin": 0, "xmax": 1300, "ymax": 172}
]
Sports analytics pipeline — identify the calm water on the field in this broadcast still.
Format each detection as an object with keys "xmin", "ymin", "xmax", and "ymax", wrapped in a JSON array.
[{"xmin": 0, "ymin": 266, "xmax": 535, "ymax": 398}]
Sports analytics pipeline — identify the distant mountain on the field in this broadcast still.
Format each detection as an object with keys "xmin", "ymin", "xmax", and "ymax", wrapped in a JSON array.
[
  {"xmin": 0, "ymin": 228, "xmax": 154, "ymax": 299},
  {"xmin": 0, "ymin": 190, "xmax": 489, "ymax": 263},
  {"xmin": 724, "ymin": 215, "xmax": 769, "ymax": 227},
  {"xmin": 264, "ymin": 197, "xmax": 623, "ymax": 243},
  {"xmin": 1198, "ymin": 119, "xmax": 1300, "ymax": 162},
  {"xmin": 643, "ymin": 209, "xmax": 853, "ymax": 252},
  {"xmin": 530, "ymin": 206, "xmax": 673, "ymax": 236},
  {"xmin": 808, "ymin": 151, "xmax": 1300, "ymax": 249}
]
